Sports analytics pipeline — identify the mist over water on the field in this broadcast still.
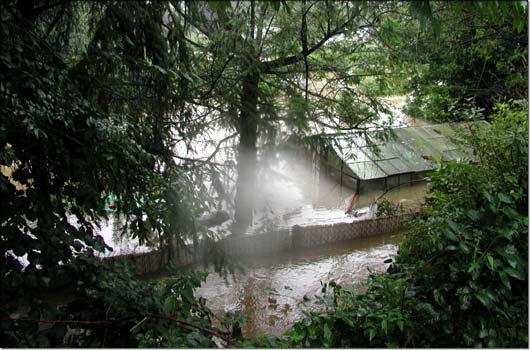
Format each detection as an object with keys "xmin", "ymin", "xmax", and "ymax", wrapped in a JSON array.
[
  {"xmin": 193, "ymin": 142, "xmax": 427, "ymax": 337},
  {"xmin": 249, "ymin": 142, "xmax": 427, "ymax": 233},
  {"xmin": 193, "ymin": 95, "xmax": 430, "ymax": 337},
  {"xmin": 245, "ymin": 94, "xmax": 428, "ymax": 233}
]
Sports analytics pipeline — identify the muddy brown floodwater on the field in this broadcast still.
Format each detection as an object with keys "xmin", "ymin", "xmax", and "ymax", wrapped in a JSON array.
[
  {"xmin": 174, "ymin": 99, "xmax": 430, "ymax": 337},
  {"xmin": 194, "ymin": 231, "xmax": 404, "ymax": 338}
]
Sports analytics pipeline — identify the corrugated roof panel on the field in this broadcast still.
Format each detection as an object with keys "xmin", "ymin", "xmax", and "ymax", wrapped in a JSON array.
[
  {"xmin": 376, "ymin": 159, "xmax": 401, "ymax": 176},
  {"xmin": 425, "ymin": 124, "xmax": 454, "ymax": 138},
  {"xmin": 376, "ymin": 143, "xmax": 401, "ymax": 160},
  {"xmin": 332, "ymin": 135, "xmax": 366, "ymax": 160},
  {"xmin": 397, "ymin": 128, "xmax": 444, "ymax": 159},
  {"xmin": 327, "ymin": 121, "xmax": 488, "ymax": 181},
  {"xmin": 394, "ymin": 145, "xmax": 432, "ymax": 171},
  {"xmin": 412, "ymin": 127, "xmax": 433, "ymax": 140},
  {"xmin": 388, "ymin": 157, "xmax": 413, "ymax": 173},
  {"xmin": 428, "ymin": 138, "xmax": 458, "ymax": 153}
]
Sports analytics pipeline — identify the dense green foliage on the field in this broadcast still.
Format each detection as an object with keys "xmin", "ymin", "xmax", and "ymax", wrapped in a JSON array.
[
  {"xmin": 284, "ymin": 102, "xmax": 528, "ymax": 348},
  {"xmin": 1, "ymin": 258, "xmax": 221, "ymax": 347},
  {"xmin": 0, "ymin": 0, "xmax": 212, "ymax": 346},
  {"xmin": 402, "ymin": 2, "xmax": 528, "ymax": 121}
]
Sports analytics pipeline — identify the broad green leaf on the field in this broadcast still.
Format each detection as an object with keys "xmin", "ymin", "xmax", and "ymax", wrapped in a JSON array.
[
  {"xmin": 497, "ymin": 193, "xmax": 513, "ymax": 204},
  {"xmin": 381, "ymin": 318, "xmax": 388, "ymax": 334},
  {"xmin": 396, "ymin": 319, "xmax": 404, "ymax": 331},
  {"xmin": 504, "ymin": 267, "xmax": 525, "ymax": 280},
  {"xmin": 433, "ymin": 289, "xmax": 445, "ymax": 306},
  {"xmin": 442, "ymin": 226, "xmax": 458, "ymax": 241},
  {"xmin": 459, "ymin": 241, "xmax": 470, "ymax": 254},
  {"xmin": 486, "ymin": 255, "xmax": 495, "ymax": 271},
  {"xmin": 475, "ymin": 290, "xmax": 491, "ymax": 308},
  {"xmin": 446, "ymin": 219, "xmax": 460, "ymax": 233},
  {"xmin": 498, "ymin": 271, "xmax": 511, "ymax": 290},
  {"xmin": 368, "ymin": 328, "xmax": 377, "ymax": 342},
  {"xmin": 465, "ymin": 209, "xmax": 481, "ymax": 221}
]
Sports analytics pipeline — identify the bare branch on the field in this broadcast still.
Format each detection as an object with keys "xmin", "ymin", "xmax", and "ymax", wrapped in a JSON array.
[
  {"xmin": 262, "ymin": 5, "xmax": 358, "ymax": 72},
  {"xmin": 175, "ymin": 132, "xmax": 239, "ymax": 169},
  {"xmin": 151, "ymin": 313, "xmax": 240, "ymax": 348},
  {"xmin": 201, "ymin": 54, "xmax": 235, "ymax": 99}
]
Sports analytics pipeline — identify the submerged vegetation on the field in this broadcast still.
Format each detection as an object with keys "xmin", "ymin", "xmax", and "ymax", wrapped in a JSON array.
[{"xmin": 1, "ymin": 0, "xmax": 527, "ymax": 348}]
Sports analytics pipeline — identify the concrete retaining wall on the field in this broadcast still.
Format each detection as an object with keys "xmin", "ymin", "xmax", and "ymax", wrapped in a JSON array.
[
  {"xmin": 102, "ymin": 214, "xmax": 412, "ymax": 275},
  {"xmin": 102, "ymin": 245, "xmax": 195, "ymax": 275},
  {"xmin": 292, "ymin": 215, "xmax": 410, "ymax": 248},
  {"xmin": 218, "ymin": 228, "xmax": 292, "ymax": 257}
]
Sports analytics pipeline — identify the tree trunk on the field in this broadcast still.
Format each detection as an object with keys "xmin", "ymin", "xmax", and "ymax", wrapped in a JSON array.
[{"xmin": 233, "ymin": 71, "xmax": 260, "ymax": 235}]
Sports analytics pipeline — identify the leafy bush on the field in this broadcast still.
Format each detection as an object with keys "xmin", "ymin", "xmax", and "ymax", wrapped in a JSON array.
[
  {"xmin": 375, "ymin": 198, "xmax": 404, "ymax": 218},
  {"xmin": 0, "ymin": 256, "xmax": 228, "ymax": 347},
  {"xmin": 403, "ymin": 2, "xmax": 527, "ymax": 120},
  {"xmin": 0, "ymin": 3, "xmax": 222, "ymax": 347}
]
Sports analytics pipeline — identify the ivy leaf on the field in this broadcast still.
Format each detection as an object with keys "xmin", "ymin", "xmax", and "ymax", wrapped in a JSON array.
[
  {"xmin": 503, "ymin": 267, "xmax": 525, "ymax": 280},
  {"xmin": 498, "ymin": 271, "xmax": 511, "ymax": 290},
  {"xmin": 497, "ymin": 193, "xmax": 513, "ymax": 204}
]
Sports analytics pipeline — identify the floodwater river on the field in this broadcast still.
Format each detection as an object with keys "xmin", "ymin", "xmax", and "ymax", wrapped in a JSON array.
[
  {"xmin": 191, "ymin": 145, "xmax": 428, "ymax": 338},
  {"xmin": 195, "ymin": 231, "xmax": 404, "ymax": 338},
  {"xmin": 190, "ymin": 134, "xmax": 429, "ymax": 338}
]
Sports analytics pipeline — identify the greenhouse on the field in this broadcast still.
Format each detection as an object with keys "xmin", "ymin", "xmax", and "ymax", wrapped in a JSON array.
[{"xmin": 321, "ymin": 121, "xmax": 488, "ymax": 192}]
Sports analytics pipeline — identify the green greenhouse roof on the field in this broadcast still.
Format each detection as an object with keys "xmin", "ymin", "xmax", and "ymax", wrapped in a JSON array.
[{"xmin": 329, "ymin": 121, "xmax": 489, "ymax": 181}]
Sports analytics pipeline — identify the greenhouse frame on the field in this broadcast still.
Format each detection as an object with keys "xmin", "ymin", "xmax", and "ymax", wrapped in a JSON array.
[{"xmin": 320, "ymin": 121, "xmax": 488, "ymax": 193}]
